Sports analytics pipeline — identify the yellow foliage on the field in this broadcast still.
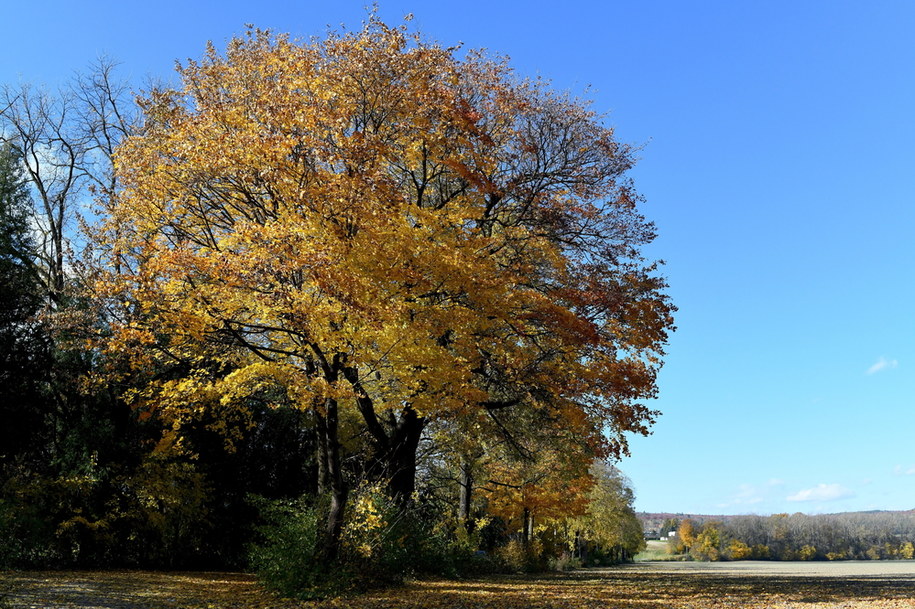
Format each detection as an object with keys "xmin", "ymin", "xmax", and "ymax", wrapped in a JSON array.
[
  {"xmin": 799, "ymin": 544, "xmax": 817, "ymax": 561},
  {"xmin": 727, "ymin": 539, "xmax": 752, "ymax": 560},
  {"xmin": 341, "ymin": 483, "xmax": 393, "ymax": 559},
  {"xmin": 92, "ymin": 17, "xmax": 673, "ymax": 515}
]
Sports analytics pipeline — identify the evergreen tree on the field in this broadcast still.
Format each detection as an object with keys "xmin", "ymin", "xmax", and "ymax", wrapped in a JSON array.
[{"xmin": 0, "ymin": 140, "xmax": 52, "ymax": 472}]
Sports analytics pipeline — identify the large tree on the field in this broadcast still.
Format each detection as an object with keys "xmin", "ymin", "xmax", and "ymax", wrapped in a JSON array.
[
  {"xmin": 96, "ymin": 20, "xmax": 674, "ymax": 560},
  {"xmin": 0, "ymin": 140, "xmax": 51, "ymax": 471}
]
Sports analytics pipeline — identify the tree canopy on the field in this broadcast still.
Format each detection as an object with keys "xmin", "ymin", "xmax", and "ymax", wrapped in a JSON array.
[{"xmin": 95, "ymin": 19, "xmax": 673, "ymax": 560}]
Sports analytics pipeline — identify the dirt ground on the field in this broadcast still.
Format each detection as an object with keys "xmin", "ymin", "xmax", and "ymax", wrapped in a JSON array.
[{"xmin": 2, "ymin": 561, "xmax": 915, "ymax": 609}]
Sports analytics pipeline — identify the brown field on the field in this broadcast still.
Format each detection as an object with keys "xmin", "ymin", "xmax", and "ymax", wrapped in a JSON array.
[{"xmin": 2, "ymin": 561, "xmax": 915, "ymax": 608}]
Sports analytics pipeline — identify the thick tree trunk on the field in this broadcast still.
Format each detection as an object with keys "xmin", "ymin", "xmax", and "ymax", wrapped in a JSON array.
[
  {"xmin": 521, "ymin": 507, "xmax": 531, "ymax": 546},
  {"xmin": 316, "ymin": 397, "xmax": 347, "ymax": 562},
  {"xmin": 385, "ymin": 406, "xmax": 424, "ymax": 502},
  {"xmin": 341, "ymin": 364, "xmax": 426, "ymax": 504},
  {"xmin": 325, "ymin": 484, "xmax": 347, "ymax": 562}
]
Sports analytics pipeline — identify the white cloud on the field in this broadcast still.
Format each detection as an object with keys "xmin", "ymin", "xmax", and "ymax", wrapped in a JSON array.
[
  {"xmin": 894, "ymin": 465, "xmax": 915, "ymax": 476},
  {"xmin": 867, "ymin": 357, "xmax": 898, "ymax": 375},
  {"xmin": 787, "ymin": 483, "xmax": 854, "ymax": 502}
]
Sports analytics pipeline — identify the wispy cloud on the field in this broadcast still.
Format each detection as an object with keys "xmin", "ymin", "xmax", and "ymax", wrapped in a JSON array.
[
  {"xmin": 719, "ymin": 480, "xmax": 785, "ymax": 509},
  {"xmin": 787, "ymin": 483, "xmax": 854, "ymax": 502},
  {"xmin": 894, "ymin": 465, "xmax": 915, "ymax": 476},
  {"xmin": 867, "ymin": 356, "xmax": 898, "ymax": 375},
  {"xmin": 732, "ymin": 484, "xmax": 764, "ymax": 505}
]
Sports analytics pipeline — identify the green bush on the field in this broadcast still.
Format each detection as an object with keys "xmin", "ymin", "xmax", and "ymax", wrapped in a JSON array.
[
  {"xmin": 0, "ymin": 494, "xmax": 56, "ymax": 568},
  {"xmin": 342, "ymin": 485, "xmax": 495, "ymax": 580},
  {"xmin": 249, "ymin": 487, "xmax": 498, "ymax": 599},
  {"xmin": 248, "ymin": 496, "xmax": 345, "ymax": 599},
  {"xmin": 0, "ymin": 474, "xmax": 102, "ymax": 568}
]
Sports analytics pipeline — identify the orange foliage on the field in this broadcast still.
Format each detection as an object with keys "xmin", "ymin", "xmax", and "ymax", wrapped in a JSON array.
[{"xmin": 482, "ymin": 446, "xmax": 594, "ymax": 532}]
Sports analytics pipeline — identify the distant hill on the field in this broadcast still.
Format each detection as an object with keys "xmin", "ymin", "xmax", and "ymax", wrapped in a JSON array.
[
  {"xmin": 638, "ymin": 510, "xmax": 915, "ymax": 540},
  {"xmin": 638, "ymin": 512, "xmax": 726, "ymax": 538}
]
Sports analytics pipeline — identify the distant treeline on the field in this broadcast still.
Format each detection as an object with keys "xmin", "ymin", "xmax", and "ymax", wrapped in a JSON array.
[{"xmin": 661, "ymin": 512, "xmax": 915, "ymax": 561}]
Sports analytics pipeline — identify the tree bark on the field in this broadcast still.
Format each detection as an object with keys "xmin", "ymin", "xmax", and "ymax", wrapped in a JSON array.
[
  {"xmin": 315, "ymin": 409, "xmax": 329, "ymax": 496},
  {"xmin": 315, "ymin": 397, "xmax": 347, "ymax": 562},
  {"xmin": 340, "ymin": 365, "xmax": 425, "ymax": 504},
  {"xmin": 521, "ymin": 507, "xmax": 531, "ymax": 546},
  {"xmin": 385, "ymin": 405, "xmax": 424, "ymax": 502},
  {"xmin": 458, "ymin": 460, "xmax": 474, "ymax": 524}
]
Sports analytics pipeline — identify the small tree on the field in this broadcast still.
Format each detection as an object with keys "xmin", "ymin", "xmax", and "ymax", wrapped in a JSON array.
[
  {"xmin": 691, "ymin": 523, "xmax": 722, "ymax": 561},
  {"xmin": 672, "ymin": 519, "xmax": 696, "ymax": 555}
]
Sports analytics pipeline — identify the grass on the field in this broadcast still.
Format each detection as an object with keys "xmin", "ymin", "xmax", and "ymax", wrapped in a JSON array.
[
  {"xmin": 635, "ymin": 539, "xmax": 682, "ymax": 561},
  {"xmin": 2, "ymin": 563, "xmax": 915, "ymax": 608}
]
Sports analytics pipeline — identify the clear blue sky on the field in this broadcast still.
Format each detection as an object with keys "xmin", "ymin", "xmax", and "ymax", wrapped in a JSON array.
[{"xmin": 6, "ymin": 1, "xmax": 913, "ymax": 515}]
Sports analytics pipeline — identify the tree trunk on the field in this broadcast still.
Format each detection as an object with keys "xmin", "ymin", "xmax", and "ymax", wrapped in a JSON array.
[
  {"xmin": 385, "ymin": 406, "xmax": 424, "ymax": 503},
  {"xmin": 316, "ymin": 410, "xmax": 329, "ymax": 495},
  {"xmin": 316, "ymin": 397, "xmax": 347, "ymax": 562},
  {"xmin": 458, "ymin": 460, "xmax": 474, "ymax": 525},
  {"xmin": 521, "ymin": 507, "xmax": 531, "ymax": 546},
  {"xmin": 342, "ymin": 365, "xmax": 427, "ymax": 504}
]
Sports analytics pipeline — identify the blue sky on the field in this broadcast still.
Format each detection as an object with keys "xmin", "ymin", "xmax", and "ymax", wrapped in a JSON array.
[{"xmin": 5, "ymin": 1, "xmax": 913, "ymax": 515}]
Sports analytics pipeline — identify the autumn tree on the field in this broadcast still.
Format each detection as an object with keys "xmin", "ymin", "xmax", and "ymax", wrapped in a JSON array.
[
  {"xmin": 672, "ymin": 519, "xmax": 696, "ymax": 555},
  {"xmin": 96, "ymin": 19, "xmax": 674, "ymax": 562},
  {"xmin": 564, "ymin": 462, "xmax": 644, "ymax": 563},
  {"xmin": 481, "ymin": 443, "xmax": 593, "ymax": 546},
  {"xmin": 691, "ymin": 522, "xmax": 723, "ymax": 561}
]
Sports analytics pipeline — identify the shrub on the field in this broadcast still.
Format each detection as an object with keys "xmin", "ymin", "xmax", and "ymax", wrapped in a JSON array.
[
  {"xmin": 548, "ymin": 552, "xmax": 582, "ymax": 571},
  {"xmin": 798, "ymin": 545, "xmax": 817, "ymax": 561},
  {"xmin": 249, "ymin": 486, "xmax": 498, "ymax": 599},
  {"xmin": 751, "ymin": 544, "xmax": 771, "ymax": 559},
  {"xmin": 494, "ymin": 538, "xmax": 544, "ymax": 572},
  {"xmin": 727, "ymin": 539, "xmax": 752, "ymax": 560},
  {"xmin": 248, "ymin": 496, "xmax": 347, "ymax": 599}
]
